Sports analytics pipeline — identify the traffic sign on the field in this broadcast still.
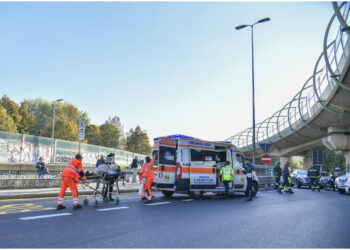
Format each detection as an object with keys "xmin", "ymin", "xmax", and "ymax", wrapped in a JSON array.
[
  {"xmin": 78, "ymin": 120, "xmax": 85, "ymax": 141},
  {"xmin": 259, "ymin": 143, "xmax": 272, "ymax": 154},
  {"xmin": 261, "ymin": 154, "xmax": 272, "ymax": 164}
]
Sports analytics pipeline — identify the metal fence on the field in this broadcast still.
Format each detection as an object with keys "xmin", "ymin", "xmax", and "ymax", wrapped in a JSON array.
[{"xmin": 0, "ymin": 130, "xmax": 147, "ymax": 166}]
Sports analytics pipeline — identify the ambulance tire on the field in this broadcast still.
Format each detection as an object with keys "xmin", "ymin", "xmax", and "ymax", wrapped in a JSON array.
[
  {"xmin": 189, "ymin": 191, "xmax": 203, "ymax": 200},
  {"xmin": 162, "ymin": 190, "xmax": 174, "ymax": 198}
]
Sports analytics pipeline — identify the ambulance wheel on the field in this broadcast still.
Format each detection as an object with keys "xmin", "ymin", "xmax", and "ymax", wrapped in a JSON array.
[
  {"xmin": 161, "ymin": 191, "xmax": 174, "ymax": 198},
  {"xmin": 83, "ymin": 198, "xmax": 89, "ymax": 206},
  {"xmin": 189, "ymin": 191, "xmax": 203, "ymax": 200}
]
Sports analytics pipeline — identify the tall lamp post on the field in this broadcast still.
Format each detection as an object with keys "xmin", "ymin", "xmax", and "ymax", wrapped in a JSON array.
[
  {"xmin": 51, "ymin": 99, "xmax": 63, "ymax": 163},
  {"xmin": 235, "ymin": 17, "xmax": 270, "ymax": 165}
]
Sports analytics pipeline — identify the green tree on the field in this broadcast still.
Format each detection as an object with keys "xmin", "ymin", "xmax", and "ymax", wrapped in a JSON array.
[
  {"xmin": 54, "ymin": 117, "xmax": 79, "ymax": 141},
  {"xmin": 325, "ymin": 150, "xmax": 345, "ymax": 174},
  {"xmin": 290, "ymin": 157, "xmax": 303, "ymax": 170},
  {"xmin": 1, "ymin": 95, "xmax": 22, "ymax": 132},
  {"xmin": 126, "ymin": 126, "xmax": 151, "ymax": 155},
  {"xmin": 28, "ymin": 98, "xmax": 53, "ymax": 137},
  {"xmin": 0, "ymin": 105, "xmax": 18, "ymax": 132},
  {"xmin": 86, "ymin": 124, "xmax": 101, "ymax": 146},
  {"xmin": 100, "ymin": 122, "xmax": 120, "ymax": 148},
  {"xmin": 18, "ymin": 100, "xmax": 35, "ymax": 134}
]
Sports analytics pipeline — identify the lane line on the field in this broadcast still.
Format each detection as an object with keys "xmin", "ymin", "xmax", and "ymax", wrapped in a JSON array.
[
  {"xmin": 145, "ymin": 202, "xmax": 172, "ymax": 206},
  {"xmin": 182, "ymin": 199, "xmax": 194, "ymax": 202},
  {"xmin": 19, "ymin": 213, "xmax": 71, "ymax": 220},
  {"xmin": 97, "ymin": 206, "xmax": 129, "ymax": 211}
]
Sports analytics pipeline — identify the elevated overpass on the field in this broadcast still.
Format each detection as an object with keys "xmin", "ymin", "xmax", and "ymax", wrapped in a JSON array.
[{"xmin": 227, "ymin": 2, "xmax": 350, "ymax": 171}]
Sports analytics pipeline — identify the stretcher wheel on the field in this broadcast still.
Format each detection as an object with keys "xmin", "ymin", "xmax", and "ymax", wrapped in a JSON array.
[
  {"xmin": 95, "ymin": 200, "xmax": 100, "ymax": 207},
  {"xmin": 115, "ymin": 197, "xmax": 120, "ymax": 204},
  {"xmin": 83, "ymin": 198, "xmax": 89, "ymax": 206}
]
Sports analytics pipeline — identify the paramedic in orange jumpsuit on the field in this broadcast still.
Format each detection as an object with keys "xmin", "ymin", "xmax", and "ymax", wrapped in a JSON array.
[
  {"xmin": 139, "ymin": 162, "xmax": 146, "ymax": 184},
  {"xmin": 141, "ymin": 156, "xmax": 156, "ymax": 201},
  {"xmin": 57, "ymin": 154, "xmax": 87, "ymax": 210}
]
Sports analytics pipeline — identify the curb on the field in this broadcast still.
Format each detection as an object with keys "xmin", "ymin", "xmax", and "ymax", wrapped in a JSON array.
[{"xmin": 0, "ymin": 188, "xmax": 139, "ymax": 200}]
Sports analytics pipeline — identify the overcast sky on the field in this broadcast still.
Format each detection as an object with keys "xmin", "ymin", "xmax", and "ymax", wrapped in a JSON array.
[{"xmin": 0, "ymin": 2, "xmax": 333, "ymax": 142}]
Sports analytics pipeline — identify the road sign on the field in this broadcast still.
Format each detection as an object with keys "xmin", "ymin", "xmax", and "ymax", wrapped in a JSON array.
[
  {"xmin": 259, "ymin": 143, "xmax": 272, "ymax": 154},
  {"xmin": 261, "ymin": 154, "xmax": 272, "ymax": 165},
  {"xmin": 78, "ymin": 120, "xmax": 85, "ymax": 141}
]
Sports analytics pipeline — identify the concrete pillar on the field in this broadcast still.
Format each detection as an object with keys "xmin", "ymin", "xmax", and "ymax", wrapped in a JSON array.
[
  {"xmin": 303, "ymin": 155, "xmax": 312, "ymax": 170},
  {"xmin": 346, "ymin": 151, "xmax": 350, "ymax": 174}
]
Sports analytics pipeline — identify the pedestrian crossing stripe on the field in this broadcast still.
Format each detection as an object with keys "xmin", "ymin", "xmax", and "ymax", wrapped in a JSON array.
[{"xmin": 0, "ymin": 203, "xmax": 54, "ymax": 215}]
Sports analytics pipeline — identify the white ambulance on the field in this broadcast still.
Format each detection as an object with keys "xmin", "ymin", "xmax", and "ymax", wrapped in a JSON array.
[{"xmin": 151, "ymin": 134, "xmax": 259, "ymax": 199}]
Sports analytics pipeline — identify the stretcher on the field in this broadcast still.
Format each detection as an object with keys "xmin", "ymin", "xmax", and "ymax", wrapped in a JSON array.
[{"xmin": 79, "ymin": 171, "xmax": 121, "ymax": 207}]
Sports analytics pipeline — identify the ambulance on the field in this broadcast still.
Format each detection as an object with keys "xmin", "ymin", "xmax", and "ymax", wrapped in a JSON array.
[{"xmin": 151, "ymin": 134, "xmax": 259, "ymax": 199}]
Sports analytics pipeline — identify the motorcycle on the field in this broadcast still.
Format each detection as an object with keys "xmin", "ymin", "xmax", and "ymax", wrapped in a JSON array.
[{"xmin": 323, "ymin": 176, "xmax": 336, "ymax": 191}]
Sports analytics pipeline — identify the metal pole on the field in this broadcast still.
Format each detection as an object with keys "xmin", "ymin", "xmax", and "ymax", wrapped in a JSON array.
[
  {"xmin": 79, "ymin": 140, "xmax": 81, "ymax": 154},
  {"xmin": 251, "ymin": 25, "xmax": 256, "ymax": 165},
  {"xmin": 140, "ymin": 133, "xmax": 142, "ymax": 154},
  {"xmin": 51, "ymin": 103, "xmax": 56, "ymax": 163}
]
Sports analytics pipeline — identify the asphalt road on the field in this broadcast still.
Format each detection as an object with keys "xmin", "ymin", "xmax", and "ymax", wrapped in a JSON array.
[{"xmin": 0, "ymin": 188, "xmax": 349, "ymax": 248}]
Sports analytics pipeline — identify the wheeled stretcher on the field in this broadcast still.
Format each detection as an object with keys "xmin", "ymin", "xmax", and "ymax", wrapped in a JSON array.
[{"xmin": 79, "ymin": 171, "xmax": 120, "ymax": 207}]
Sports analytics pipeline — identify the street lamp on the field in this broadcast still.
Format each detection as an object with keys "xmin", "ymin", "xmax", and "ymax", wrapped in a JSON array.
[
  {"xmin": 235, "ymin": 17, "xmax": 270, "ymax": 165},
  {"xmin": 51, "ymin": 98, "xmax": 63, "ymax": 162}
]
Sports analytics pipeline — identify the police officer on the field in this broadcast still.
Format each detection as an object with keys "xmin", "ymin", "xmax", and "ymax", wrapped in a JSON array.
[
  {"xmin": 243, "ymin": 159, "xmax": 254, "ymax": 201},
  {"xmin": 307, "ymin": 164, "xmax": 320, "ymax": 191},
  {"xmin": 283, "ymin": 161, "xmax": 294, "ymax": 194},
  {"xmin": 220, "ymin": 161, "xmax": 234, "ymax": 199},
  {"xmin": 273, "ymin": 161, "xmax": 282, "ymax": 193}
]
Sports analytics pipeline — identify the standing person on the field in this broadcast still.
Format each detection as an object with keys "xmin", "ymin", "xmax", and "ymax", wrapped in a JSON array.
[
  {"xmin": 57, "ymin": 154, "xmax": 87, "ymax": 210},
  {"xmin": 283, "ymin": 161, "xmax": 294, "ymax": 194},
  {"xmin": 96, "ymin": 154, "xmax": 106, "ymax": 168},
  {"xmin": 308, "ymin": 164, "xmax": 320, "ymax": 192},
  {"xmin": 141, "ymin": 156, "xmax": 156, "ymax": 201},
  {"xmin": 36, "ymin": 157, "xmax": 46, "ymax": 179},
  {"xmin": 273, "ymin": 161, "xmax": 283, "ymax": 193},
  {"xmin": 243, "ymin": 159, "xmax": 255, "ymax": 201},
  {"xmin": 219, "ymin": 161, "xmax": 234, "ymax": 199},
  {"xmin": 131, "ymin": 156, "xmax": 139, "ymax": 183}
]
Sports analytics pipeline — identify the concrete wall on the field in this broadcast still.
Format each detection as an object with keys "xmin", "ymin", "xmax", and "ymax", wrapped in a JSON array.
[{"xmin": 0, "ymin": 178, "xmax": 61, "ymax": 189}]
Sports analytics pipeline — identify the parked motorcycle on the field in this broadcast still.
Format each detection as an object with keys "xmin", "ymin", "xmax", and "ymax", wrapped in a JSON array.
[{"xmin": 323, "ymin": 175, "xmax": 336, "ymax": 191}]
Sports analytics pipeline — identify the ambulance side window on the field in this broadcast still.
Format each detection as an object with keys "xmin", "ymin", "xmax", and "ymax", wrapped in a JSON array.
[
  {"xmin": 159, "ymin": 146, "xmax": 176, "ymax": 165},
  {"xmin": 191, "ymin": 149, "xmax": 203, "ymax": 162},
  {"xmin": 152, "ymin": 150, "xmax": 159, "ymax": 165},
  {"xmin": 203, "ymin": 150, "xmax": 215, "ymax": 162}
]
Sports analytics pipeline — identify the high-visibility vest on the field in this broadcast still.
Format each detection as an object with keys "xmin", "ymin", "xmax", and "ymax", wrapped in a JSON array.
[
  {"xmin": 62, "ymin": 158, "xmax": 86, "ymax": 182},
  {"xmin": 220, "ymin": 165, "xmax": 234, "ymax": 181}
]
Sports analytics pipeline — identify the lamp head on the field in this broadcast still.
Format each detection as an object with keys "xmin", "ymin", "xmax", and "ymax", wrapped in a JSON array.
[
  {"xmin": 257, "ymin": 17, "xmax": 270, "ymax": 23},
  {"xmin": 235, "ymin": 25, "xmax": 248, "ymax": 30}
]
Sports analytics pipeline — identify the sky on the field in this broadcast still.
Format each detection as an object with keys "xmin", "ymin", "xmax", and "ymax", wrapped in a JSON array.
[{"xmin": 0, "ymin": 1, "xmax": 334, "ymax": 143}]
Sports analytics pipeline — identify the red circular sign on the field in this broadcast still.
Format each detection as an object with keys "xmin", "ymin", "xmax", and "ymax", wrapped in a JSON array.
[{"xmin": 261, "ymin": 154, "xmax": 272, "ymax": 164}]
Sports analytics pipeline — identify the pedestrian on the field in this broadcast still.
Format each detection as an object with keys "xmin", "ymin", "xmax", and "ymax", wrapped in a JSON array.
[
  {"xmin": 283, "ymin": 161, "xmax": 294, "ymax": 193},
  {"xmin": 243, "ymin": 159, "xmax": 255, "ymax": 201},
  {"xmin": 36, "ymin": 157, "xmax": 46, "ymax": 179},
  {"xmin": 141, "ymin": 155, "xmax": 156, "ymax": 201},
  {"xmin": 96, "ymin": 154, "xmax": 106, "ymax": 168},
  {"xmin": 219, "ymin": 161, "xmax": 234, "ymax": 199},
  {"xmin": 131, "ymin": 156, "xmax": 139, "ymax": 183},
  {"xmin": 273, "ymin": 161, "xmax": 283, "ymax": 193},
  {"xmin": 308, "ymin": 164, "xmax": 320, "ymax": 192},
  {"xmin": 57, "ymin": 154, "xmax": 87, "ymax": 210}
]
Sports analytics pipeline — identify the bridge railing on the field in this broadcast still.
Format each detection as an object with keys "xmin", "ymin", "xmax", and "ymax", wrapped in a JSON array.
[{"xmin": 228, "ymin": 2, "xmax": 350, "ymax": 150}]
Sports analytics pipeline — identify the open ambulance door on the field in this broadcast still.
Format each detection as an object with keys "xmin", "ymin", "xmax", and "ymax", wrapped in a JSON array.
[
  {"xmin": 189, "ymin": 147, "xmax": 217, "ymax": 191},
  {"xmin": 233, "ymin": 152, "xmax": 246, "ymax": 190},
  {"xmin": 156, "ymin": 137, "xmax": 177, "ymax": 190}
]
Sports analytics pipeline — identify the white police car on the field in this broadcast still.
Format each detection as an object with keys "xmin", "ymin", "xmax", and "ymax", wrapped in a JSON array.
[{"xmin": 335, "ymin": 173, "xmax": 350, "ymax": 194}]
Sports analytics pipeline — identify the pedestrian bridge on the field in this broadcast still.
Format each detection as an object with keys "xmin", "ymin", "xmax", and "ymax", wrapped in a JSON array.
[{"xmin": 227, "ymin": 2, "xmax": 350, "ymax": 169}]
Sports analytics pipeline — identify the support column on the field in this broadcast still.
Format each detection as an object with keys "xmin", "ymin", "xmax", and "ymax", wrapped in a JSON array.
[
  {"xmin": 303, "ymin": 153, "xmax": 312, "ymax": 170},
  {"xmin": 346, "ymin": 151, "xmax": 350, "ymax": 173}
]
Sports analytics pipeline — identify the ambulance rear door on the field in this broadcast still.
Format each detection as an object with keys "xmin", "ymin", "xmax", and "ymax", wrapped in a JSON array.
[
  {"xmin": 156, "ymin": 137, "xmax": 177, "ymax": 190},
  {"xmin": 233, "ymin": 151, "xmax": 246, "ymax": 191},
  {"xmin": 189, "ymin": 140, "xmax": 217, "ymax": 190}
]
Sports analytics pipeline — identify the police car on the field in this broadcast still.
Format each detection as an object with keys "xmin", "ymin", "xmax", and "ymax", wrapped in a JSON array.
[{"xmin": 335, "ymin": 173, "xmax": 350, "ymax": 194}]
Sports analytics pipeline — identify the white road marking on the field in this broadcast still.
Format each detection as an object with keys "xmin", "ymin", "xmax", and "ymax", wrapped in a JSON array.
[
  {"xmin": 182, "ymin": 199, "xmax": 194, "ymax": 202},
  {"xmin": 19, "ymin": 213, "xmax": 71, "ymax": 220},
  {"xmin": 97, "ymin": 206, "xmax": 129, "ymax": 211},
  {"xmin": 145, "ymin": 202, "xmax": 172, "ymax": 206}
]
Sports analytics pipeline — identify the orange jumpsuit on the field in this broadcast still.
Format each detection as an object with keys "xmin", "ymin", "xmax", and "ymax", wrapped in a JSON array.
[
  {"xmin": 139, "ymin": 163, "xmax": 146, "ymax": 184},
  {"xmin": 57, "ymin": 158, "xmax": 87, "ymax": 206},
  {"xmin": 141, "ymin": 156, "xmax": 156, "ymax": 200}
]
